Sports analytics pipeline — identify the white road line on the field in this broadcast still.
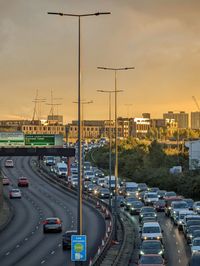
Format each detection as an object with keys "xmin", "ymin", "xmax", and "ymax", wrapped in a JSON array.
[
  {"xmin": 51, "ymin": 251, "xmax": 55, "ymax": 255},
  {"xmin": 58, "ymin": 244, "xmax": 61, "ymax": 247},
  {"xmin": 41, "ymin": 260, "xmax": 45, "ymax": 264},
  {"xmin": 25, "ymin": 238, "xmax": 28, "ymax": 241},
  {"xmin": 178, "ymin": 250, "xmax": 180, "ymax": 253},
  {"xmin": 31, "ymin": 231, "xmax": 34, "ymax": 234},
  {"xmin": 176, "ymin": 242, "xmax": 178, "ymax": 245},
  {"xmin": 179, "ymin": 259, "xmax": 181, "ymax": 263},
  {"xmin": 5, "ymin": 252, "xmax": 10, "ymax": 256},
  {"xmin": 16, "ymin": 244, "xmax": 20, "ymax": 248}
]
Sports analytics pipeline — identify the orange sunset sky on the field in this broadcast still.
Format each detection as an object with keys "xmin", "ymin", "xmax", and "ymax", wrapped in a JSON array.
[{"xmin": 1, "ymin": 0, "xmax": 200, "ymax": 123}]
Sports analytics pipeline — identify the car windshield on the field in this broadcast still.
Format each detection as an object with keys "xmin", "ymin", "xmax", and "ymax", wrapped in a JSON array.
[
  {"xmin": 193, "ymin": 239, "xmax": 200, "ymax": 246},
  {"xmin": 132, "ymin": 201, "xmax": 143, "ymax": 207},
  {"xmin": 141, "ymin": 208, "xmax": 154, "ymax": 213},
  {"xmin": 127, "ymin": 198, "xmax": 137, "ymax": 203},
  {"xmin": 195, "ymin": 202, "xmax": 200, "ymax": 206},
  {"xmin": 60, "ymin": 168, "xmax": 67, "ymax": 171},
  {"xmin": 189, "ymin": 226, "xmax": 200, "ymax": 233},
  {"xmin": 142, "ymin": 241, "xmax": 161, "ymax": 249},
  {"xmin": 143, "ymin": 226, "xmax": 160, "ymax": 233},
  {"xmin": 173, "ymin": 202, "xmax": 188, "ymax": 209},
  {"xmin": 47, "ymin": 219, "xmax": 58, "ymax": 224},
  {"xmin": 101, "ymin": 189, "xmax": 109, "ymax": 193},
  {"xmin": 148, "ymin": 194, "xmax": 157, "ymax": 198},
  {"xmin": 126, "ymin": 187, "xmax": 137, "ymax": 192},
  {"xmin": 143, "ymin": 212, "xmax": 156, "ymax": 218},
  {"xmin": 157, "ymin": 200, "xmax": 165, "ymax": 205},
  {"xmin": 12, "ymin": 189, "xmax": 19, "ymax": 192},
  {"xmin": 140, "ymin": 256, "xmax": 163, "ymax": 264}
]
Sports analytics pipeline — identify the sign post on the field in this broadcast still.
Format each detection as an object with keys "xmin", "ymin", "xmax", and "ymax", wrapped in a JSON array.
[{"xmin": 71, "ymin": 235, "xmax": 87, "ymax": 262}]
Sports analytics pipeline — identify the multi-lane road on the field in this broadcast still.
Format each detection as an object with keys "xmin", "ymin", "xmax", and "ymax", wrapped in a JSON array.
[
  {"xmin": 0, "ymin": 156, "xmax": 106, "ymax": 266},
  {"xmin": 127, "ymin": 211, "xmax": 191, "ymax": 266}
]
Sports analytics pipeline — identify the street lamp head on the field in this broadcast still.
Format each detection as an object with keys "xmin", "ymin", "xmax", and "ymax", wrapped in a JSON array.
[
  {"xmin": 47, "ymin": 12, "xmax": 64, "ymax": 16},
  {"xmin": 95, "ymin": 12, "xmax": 111, "ymax": 16}
]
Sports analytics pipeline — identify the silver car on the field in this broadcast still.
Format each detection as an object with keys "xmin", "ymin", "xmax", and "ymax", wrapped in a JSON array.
[{"xmin": 43, "ymin": 217, "xmax": 62, "ymax": 233}]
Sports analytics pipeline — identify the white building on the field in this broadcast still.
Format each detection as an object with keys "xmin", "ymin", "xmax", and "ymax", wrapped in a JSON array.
[{"xmin": 185, "ymin": 140, "xmax": 200, "ymax": 170}]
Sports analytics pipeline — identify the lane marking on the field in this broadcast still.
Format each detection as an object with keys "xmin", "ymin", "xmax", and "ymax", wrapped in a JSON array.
[
  {"xmin": 179, "ymin": 259, "xmax": 181, "ymax": 263},
  {"xmin": 178, "ymin": 250, "xmax": 180, "ymax": 253},
  {"xmin": 51, "ymin": 251, "xmax": 55, "ymax": 255},
  {"xmin": 25, "ymin": 238, "xmax": 28, "ymax": 241},
  {"xmin": 16, "ymin": 244, "xmax": 20, "ymax": 248},
  {"xmin": 41, "ymin": 260, "xmax": 45, "ymax": 264},
  {"xmin": 5, "ymin": 252, "xmax": 10, "ymax": 256},
  {"xmin": 58, "ymin": 244, "xmax": 61, "ymax": 247}
]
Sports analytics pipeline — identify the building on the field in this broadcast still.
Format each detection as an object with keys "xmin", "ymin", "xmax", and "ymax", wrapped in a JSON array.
[
  {"xmin": 67, "ymin": 120, "xmax": 124, "ymax": 141},
  {"xmin": 21, "ymin": 124, "xmax": 65, "ymax": 136},
  {"xmin": 163, "ymin": 111, "xmax": 189, "ymax": 128},
  {"xmin": 191, "ymin": 112, "xmax": 200, "ymax": 129},
  {"xmin": 129, "ymin": 117, "xmax": 151, "ymax": 137},
  {"xmin": 47, "ymin": 115, "xmax": 63, "ymax": 125},
  {"xmin": 117, "ymin": 117, "xmax": 130, "ymax": 138},
  {"xmin": 151, "ymin": 118, "xmax": 178, "ymax": 136}
]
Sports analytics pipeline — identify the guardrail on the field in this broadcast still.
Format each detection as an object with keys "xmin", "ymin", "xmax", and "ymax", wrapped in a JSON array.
[{"xmin": 30, "ymin": 158, "xmax": 114, "ymax": 266}]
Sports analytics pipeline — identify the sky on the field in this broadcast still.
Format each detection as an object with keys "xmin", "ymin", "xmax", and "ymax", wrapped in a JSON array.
[{"xmin": 1, "ymin": 0, "xmax": 200, "ymax": 123}]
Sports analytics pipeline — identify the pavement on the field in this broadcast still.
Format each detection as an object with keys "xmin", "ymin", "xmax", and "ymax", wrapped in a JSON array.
[{"xmin": 0, "ymin": 197, "xmax": 13, "ymax": 232}]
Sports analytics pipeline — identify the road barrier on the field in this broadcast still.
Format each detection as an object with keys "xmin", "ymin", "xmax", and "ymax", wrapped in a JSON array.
[{"xmin": 30, "ymin": 158, "xmax": 114, "ymax": 266}]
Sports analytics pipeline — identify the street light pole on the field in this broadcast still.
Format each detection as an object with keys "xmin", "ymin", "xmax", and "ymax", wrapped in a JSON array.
[
  {"xmin": 97, "ymin": 66, "xmax": 134, "ymax": 240},
  {"xmin": 97, "ymin": 90, "xmax": 121, "ymax": 210},
  {"xmin": 48, "ymin": 11, "xmax": 111, "ymax": 237}
]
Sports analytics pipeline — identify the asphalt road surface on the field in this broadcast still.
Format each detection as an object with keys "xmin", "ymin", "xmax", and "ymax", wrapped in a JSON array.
[{"xmin": 0, "ymin": 156, "xmax": 106, "ymax": 266}]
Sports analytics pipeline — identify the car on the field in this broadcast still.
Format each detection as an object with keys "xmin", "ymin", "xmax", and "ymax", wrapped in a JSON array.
[
  {"xmin": 84, "ymin": 170, "xmax": 95, "ymax": 181},
  {"xmin": 176, "ymin": 210, "xmax": 195, "ymax": 229},
  {"xmin": 164, "ymin": 191, "xmax": 177, "ymax": 198},
  {"xmin": 193, "ymin": 202, "xmax": 200, "ymax": 214},
  {"xmin": 139, "ymin": 206, "xmax": 156, "ymax": 222},
  {"xmin": 184, "ymin": 199, "xmax": 194, "ymax": 210},
  {"xmin": 140, "ymin": 222, "xmax": 163, "ymax": 242},
  {"xmin": 140, "ymin": 217, "xmax": 158, "ymax": 226},
  {"xmin": 137, "ymin": 183, "xmax": 148, "ymax": 192},
  {"xmin": 130, "ymin": 201, "xmax": 144, "ymax": 215},
  {"xmin": 124, "ymin": 197, "xmax": 138, "ymax": 211},
  {"xmin": 183, "ymin": 218, "xmax": 200, "ymax": 236},
  {"xmin": 5, "ymin": 159, "xmax": 14, "ymax": 168},
  {"xmin": 140, "ymin": 212, "xmax": 157, "ymax": 224},
  {"xmin": 157, "ymin": 190, "xmax": 167, "ymax": 199},
  {"xmin": 144, "ymin": 192, "xmax": 159, "ymax": 205},
  {"xmin": 62, "ymin": 230, "xmax": 77, "ymax": 250},
  {"xmin": 186, "ymin": 226, "xmax": 200, "ymax": 244},
  {"xmin": 148, "ymin": 187, "xmax": 160, "ymax": 193},
  {"xmin": 9, "ymin": 188, "xmax": 21, "ymax": 199},
  {"xmin": 43, "ymin": 217, "xmax": 62, "ymax": 233},
  {"xmin": 137, "ymin": 254, "xmax": 165, "ymax": 266},
  {"xmin": 139, "ymin": 240, "xmax": 165, "ymax": 257},
  {"xmin": 2, "ymin": 176, "xmax": 10, "ymax": 185},
  {"xmin": 87, "ymin": 184, "xmax": 97, "ymax": 194},
  {"xmin": 164, "ymin": 196, "xmax": 183, "ymax": 216},
  {"xmin": 191, "ymin": 237, "xmax": 200, "ymax": 255},
  {"xmin": 170, "ymin": 200, "xmax": 188, "ymax": 220},
  {"xmin": 18, "ymin": 177, "xmax": 29, "ymax": 187},
  {"xmin": 153, "ymin": 200, "xmax": 165, "ymax": 212},
  {"xmin": 191, "ymin": 230, "xmax": 200, "ymax": 242},
  {"xmin": 98, "ymin": 188, "xmax": 110, "ymax": 199}
]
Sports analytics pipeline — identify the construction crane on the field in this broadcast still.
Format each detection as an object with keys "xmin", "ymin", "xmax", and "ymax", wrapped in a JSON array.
[
  {"xmin": 192, "ymin": 96, "xmax": 200, "ymax": 111},
  {"xmin": 46, "ymin": 89, "xmax": 62, "ymax": 121}
]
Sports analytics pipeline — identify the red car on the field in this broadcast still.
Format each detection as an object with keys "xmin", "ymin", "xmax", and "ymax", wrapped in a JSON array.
[
  {"xmin": 137, "ymin": 254, "xmax": 165, "ymax": 266},
  {"xmin": 2, "ymin": 176, "xmax": 10, "ymax": 185},
  {"xmin": 153, "ymin": 200, "xmax": 165, "ymax": 212},
  {"xmin": 18, "ymin": 177, "xmax": 29, "ymax": 187}
]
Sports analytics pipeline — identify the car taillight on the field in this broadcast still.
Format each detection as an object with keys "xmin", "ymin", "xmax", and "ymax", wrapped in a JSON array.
[
  {"xmin": 56, "ymin": 220, "xmax": 61, "ymax": 224},
  {"xmin": 43, "ymin": 221, "xmax": 48, "ymax": 224}
]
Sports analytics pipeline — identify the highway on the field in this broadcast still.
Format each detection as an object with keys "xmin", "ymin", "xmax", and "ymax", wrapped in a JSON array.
[
  {"xmin": 0, "ymin": 156, "xmax": 106, "ymax": 266},
  {"xmin": 126, "ymin": 211, "xmax": 190, "ymax": 266}
]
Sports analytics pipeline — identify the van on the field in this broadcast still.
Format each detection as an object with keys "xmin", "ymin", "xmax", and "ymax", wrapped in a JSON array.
[
  {"xmin": 46, "ymin": 156, "xmax": 55, "ymax": 166},
  {"xmin": 55, "ymin": 162, "xmax": 68, "ymax": 178}
]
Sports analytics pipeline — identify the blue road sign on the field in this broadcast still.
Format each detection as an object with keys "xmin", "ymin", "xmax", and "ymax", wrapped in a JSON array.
[{"xmin": 71, "ymin": 235, "xmax": 87, "ymax": 262}]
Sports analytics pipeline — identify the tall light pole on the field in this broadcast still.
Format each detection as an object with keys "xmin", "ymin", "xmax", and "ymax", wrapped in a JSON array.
[
  {"xmin": 97, "ymin": 67, "xmax": 134, "ymax": 240},
  {"xmin": 48, "ymin": 11, "xmax": 111, "ymax": 237},
  {"xmin": 97, "ymin": 90, "xmax": 122, "ymax": 210}
]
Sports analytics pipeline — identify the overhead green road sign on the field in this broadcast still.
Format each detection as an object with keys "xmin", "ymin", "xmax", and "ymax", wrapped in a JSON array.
[
  {"xmin": 0, "ymin": 132, "xmax": 24, "ymax": 146},
  {"xmin": 25, "ymin": 134, "xmax": 55, "ymax": 146}
]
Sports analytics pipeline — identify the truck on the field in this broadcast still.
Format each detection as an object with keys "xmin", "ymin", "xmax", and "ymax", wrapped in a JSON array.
[
  {"xmin": 104, "ymin": 175, "xmax": 120, "ymax": 191},
  {"xmin": 55, "ymin": 162, "xmax": 68, "ymax": 178}
]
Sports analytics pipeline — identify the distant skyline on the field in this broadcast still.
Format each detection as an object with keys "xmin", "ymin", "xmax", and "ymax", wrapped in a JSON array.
[{"xmin": 1, "ymin": 0, "xmax": 200, "ymax": 122}]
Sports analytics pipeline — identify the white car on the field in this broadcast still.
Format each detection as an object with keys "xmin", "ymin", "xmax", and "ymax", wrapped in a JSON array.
[
  {"xmin": 9, "ymin": 189, "xmax": 21, "ymax": 199},
  {"xmin": 191, "ymin": 237, "xmax": 200, "ymax": 254},
  {"xmin": 144, "ymin": 192, "xmax": 159, "ymax": 205},
  {"xmin": 5, "ymin": 159, "xmax": 14, "ymax": 168},
  {"xmin": 141, "ymin": 222, "xmax": 163, "ymax": 242}
]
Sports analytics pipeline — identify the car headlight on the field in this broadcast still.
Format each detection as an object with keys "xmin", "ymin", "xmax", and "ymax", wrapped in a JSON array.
[
  {"xmin": 131, "ymin": 207, "xmax": 134, "ymax": 210},
  {"xmin": 158, "ymin": 250, "xmax": 163, "ymax": 255},
  {"xmin": 154, "ymin": 213, "xmax": 157, "ymax": 217},
  {"xmin": 140, "ymin": 251, "xmax": 145, "ymax": 255},
  {"xmin": 168, "ymin": 207, "xmax": 171, "ymax": 210},
  {"xmin": 101, "ymin": 193, "xmax": 104, "ymax": 196},
  {"xmin": 189, "ymin": 234, "xmax": 193, "ymax": 239},
  {"xmin": 127, "ymin": 203, "xmax": 131, "ymax": 206},
  {"xmin": 157, "ymin": 236, "xmax": 161, "ymax": 240},
  {"xmin": 144, "ymin": 236, "xmax": 147, "ymax": 240},
  {"xmin": 141, "ymin": 214, "xmax": 143, "ymax": 217},
  {"xmin": 178, "ymin": 221, "xmax": 182, "ymax": 224}
]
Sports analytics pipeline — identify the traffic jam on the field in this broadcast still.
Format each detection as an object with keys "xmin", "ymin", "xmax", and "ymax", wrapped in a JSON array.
[{"xmin": 2, "ymin": 147, "xmax": 200, "ymax": 265}]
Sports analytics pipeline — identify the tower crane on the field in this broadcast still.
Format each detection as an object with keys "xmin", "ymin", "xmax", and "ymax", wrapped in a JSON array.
[{"xmin": 192, "ymin": 96, "xmax": 200, "ymax": 111}]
